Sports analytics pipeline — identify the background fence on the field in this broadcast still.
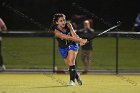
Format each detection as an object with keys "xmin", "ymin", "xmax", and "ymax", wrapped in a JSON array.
[{"xmin": 1, "ymin": 31, "xmax": 140, "ymax": 73}]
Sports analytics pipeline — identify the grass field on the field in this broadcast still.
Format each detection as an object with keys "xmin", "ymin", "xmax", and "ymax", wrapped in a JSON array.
[
  {"xmin": 0, "ymin": 73, "xmax": 140, "ymax": 93},
  {"xmin": 2, "ymin": 37, "xmax": 140, "ymax": 70}
]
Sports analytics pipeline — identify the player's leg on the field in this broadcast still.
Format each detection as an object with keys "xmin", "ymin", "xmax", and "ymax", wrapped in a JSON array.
[
  {"xmin": 72, "ymin": 50, "xmax": 82, "ymax": 85},
  {"xmin": 81, "ymin": 50, "xmax": 88, "ymax": 74},
  {"xmin": 65, "ymin": 50, "xmax": 76, "ymax": 86},
  {"xmin": 66, "ymin": 50, "xmax": 82, "ymax": 85},
  {"xmin": 85, "ymin": 50, "xmax": 92, "ymax": 72}
]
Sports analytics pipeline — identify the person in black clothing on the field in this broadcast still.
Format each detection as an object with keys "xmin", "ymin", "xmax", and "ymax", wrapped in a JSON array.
[{"xmin": 77, "ymin": 20, "xmax": 95, "ymax": 74}]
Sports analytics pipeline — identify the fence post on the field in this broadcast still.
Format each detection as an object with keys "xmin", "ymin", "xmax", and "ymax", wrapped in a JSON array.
[
  {"xmin": 116, "ymin": 32, "xmax": 119, "ymax": 74},
  {"xmin": 53, "ymin": 36, "xmax": 56, "ymax": 73}
]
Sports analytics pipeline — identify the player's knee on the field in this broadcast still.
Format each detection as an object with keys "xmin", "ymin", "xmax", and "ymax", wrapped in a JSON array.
[
  {"xmin": 67, "ymin": 59, "xmax": 73, "ymax": 63},
  {"xmin": 67, "ymin": 60, "xmax": 74, "ymax": 66}
]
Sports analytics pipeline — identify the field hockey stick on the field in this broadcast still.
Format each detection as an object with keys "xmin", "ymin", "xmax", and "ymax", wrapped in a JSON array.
[{"xmin": 89, "ymin": 21, "xmax": 121, "ymax": 40}]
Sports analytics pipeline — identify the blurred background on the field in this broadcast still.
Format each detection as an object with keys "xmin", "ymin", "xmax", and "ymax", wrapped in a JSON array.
[
  {"xmin": 0, "ymin": 0, "xmax": 140, "ymax": 73},
  {"xmin": 0, "ymin": 0, "xmax": 139, "ymax": 31}
]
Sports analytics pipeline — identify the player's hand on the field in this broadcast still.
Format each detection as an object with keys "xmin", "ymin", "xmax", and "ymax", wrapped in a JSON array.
[
  {"xmin": 66, "ymin": 22, "xmax": 73, "ymax": 29},
  {"xmin": 79, "ymin": 39, "xmax": 88, "ymax": 46}
]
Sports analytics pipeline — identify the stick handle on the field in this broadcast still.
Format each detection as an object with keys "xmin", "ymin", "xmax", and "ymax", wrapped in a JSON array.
[{"xmin": 89, "ymin": 23, "xmax": 121, "ymax": 40}]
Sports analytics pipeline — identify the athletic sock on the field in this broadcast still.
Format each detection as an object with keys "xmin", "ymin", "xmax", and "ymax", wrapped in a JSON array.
[{"xmin": 69, "ymin": 65, "xmax": 76, "ymax": 82}]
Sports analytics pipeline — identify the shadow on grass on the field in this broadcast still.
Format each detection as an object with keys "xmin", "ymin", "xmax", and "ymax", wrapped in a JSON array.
[{"xmin": 31, "ymin": 85, "xmax": 69, "ymax": 88}]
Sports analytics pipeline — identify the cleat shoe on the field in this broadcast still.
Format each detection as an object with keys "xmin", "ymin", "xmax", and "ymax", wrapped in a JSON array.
[{"xmin": 67, "ymin": 80, "xmax": 75, "ymax": 86}]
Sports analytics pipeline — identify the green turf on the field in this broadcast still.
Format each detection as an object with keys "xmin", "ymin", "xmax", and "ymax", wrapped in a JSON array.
[
  {"xmin": 2, "ymin": 37, "xmax": 140, "ymax": 70},
  {"xmin": 0, "ymin": 74, "xmax": 140, "ymax": 93},
  {"xmin": 2, "ymin": 37, "xmax": 54, "ymax": 69}
]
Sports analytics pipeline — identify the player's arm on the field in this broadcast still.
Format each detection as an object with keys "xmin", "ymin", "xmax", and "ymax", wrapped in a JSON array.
[
  {"xmin": 66, "ymin": 22, "xmax": 79, "ymax": 38},
  {"xmin": 54, "ymin": 29, "xmax": 86, "ymax": 44},
  {"xmin": 0, "ymin": 18, "xmax": 7, "ymax": 31}
]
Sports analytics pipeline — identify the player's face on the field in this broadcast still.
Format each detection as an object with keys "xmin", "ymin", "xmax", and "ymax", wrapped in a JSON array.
[{"xmin": 57, "ymin": 17, "xmax": 66, "ymax": 28}]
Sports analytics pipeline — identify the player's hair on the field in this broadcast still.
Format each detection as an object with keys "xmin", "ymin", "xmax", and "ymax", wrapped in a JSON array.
[
  {"xmin": 49, "ymin": 13, "xmax": 66, "ymax": 31},
  {"xmin": 53, "ymin": 13, "xmax": 66, "ymax": 24}
]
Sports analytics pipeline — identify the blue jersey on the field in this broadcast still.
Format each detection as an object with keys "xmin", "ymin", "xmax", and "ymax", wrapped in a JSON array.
[
  {"xmin": 54, "ymin": 25, "xmax": 79, "ymax": 59},
  {"xmin": 54, "ymin": 25, "xmax": 76, "ymax": 48}
]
